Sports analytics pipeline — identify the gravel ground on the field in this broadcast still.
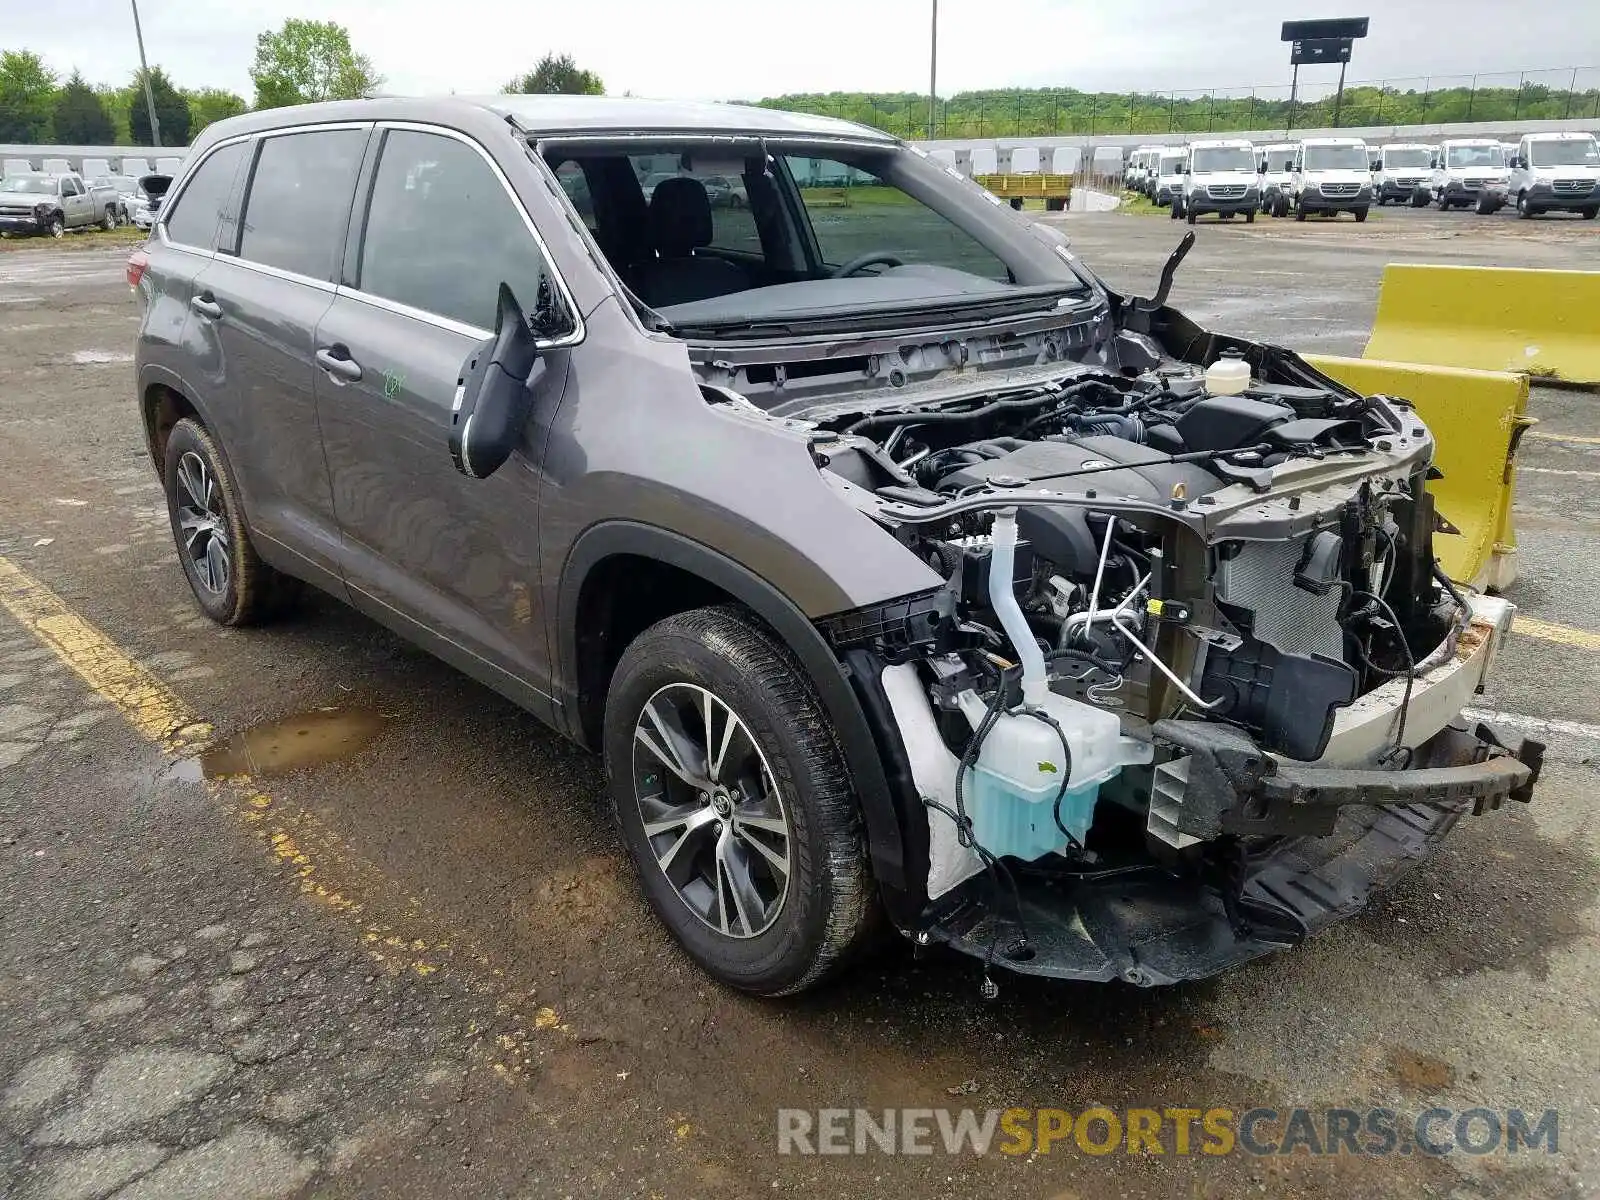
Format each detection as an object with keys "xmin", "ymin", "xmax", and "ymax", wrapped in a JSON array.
[{"xmin": 0, "ymin": 206, "xmax": 1596, "ymax": 1199}]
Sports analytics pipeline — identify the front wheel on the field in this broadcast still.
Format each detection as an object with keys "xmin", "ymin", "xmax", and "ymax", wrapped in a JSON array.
[
  {"xmin": 48, "ymin": 215, "xmax": 64, "ymax": 239},
  {"xmin": 1516, "ymin": 191, "xmax": 1537, "ymax": 219},
  {"xmin": 1353, "ymin": 207, "xmax": 1369, "ymax": 223},
  {"xmin": 1186, "ymin": 204, "xmax": 1197, "ymax": 224},
  {"xmin": 1411, "ymin": 190, "xmax": 1429, "ymax": 208},
  {"xmin": 1294, "ymin": 198, "xmax": 1307, "ymax": 222},
  {"xmin": 1582, "ymin": 206, "xmax": 1598, "ymax": 220},
  {"xmin": 162, "ymin": 418, "xmax": 298, "ymax": 626},
  {"xmin": 1245, "ymin": 208, "xmax": 1256, "ymax": 223},
  {"xmin": 604, "ymin": 606, "xmax": 875, "ymax": 996}
]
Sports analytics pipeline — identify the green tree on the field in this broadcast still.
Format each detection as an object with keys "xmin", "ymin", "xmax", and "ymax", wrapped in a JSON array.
[
  {"xmin": 0, "ymin": 49, "xmax": 56, "ymax": 142},
  {"xmin": 53, "ymin": 70, "xmax": 114, "ymax": 143},
  {"xmin": 504, "ymin": 53, "xmax": 604, "ymax": 96},
  {"xmin": 98, "ymin": 86, "xmax": 132, "ymax": 144},
  {"xmin": 128, "ymin": 67, "xmax": 191, "ymax": 147},
  {"xmin": 186, "ymin": 87, "xmax": 248, "ymax": 134},
  {"xmin": 250, "ymin": 18, "xmax": 382, "ymax": 108}
]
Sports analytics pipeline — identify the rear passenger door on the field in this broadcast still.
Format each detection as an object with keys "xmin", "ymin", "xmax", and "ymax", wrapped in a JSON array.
[
  {"xmin": 313, "ymin": 124, "xmax": 578, "ymax": 713},
  {"xmin": 190, "ymin": 124, "xmax": 370, "ymax": 590}
]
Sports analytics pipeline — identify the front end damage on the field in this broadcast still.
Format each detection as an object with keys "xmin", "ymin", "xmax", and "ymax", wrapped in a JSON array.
[{"xmin": 695, "ymin": 241, "xmax": 1543, "ymax": 987}]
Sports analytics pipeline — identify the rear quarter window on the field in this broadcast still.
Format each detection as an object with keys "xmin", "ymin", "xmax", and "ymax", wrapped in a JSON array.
[{"xmin": 163, "ymin": 141, "xmax": 248, "ymax": 250}]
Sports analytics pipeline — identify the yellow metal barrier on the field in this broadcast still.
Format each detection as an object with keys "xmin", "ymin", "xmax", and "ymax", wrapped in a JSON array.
[
  {"xmin": 1306, "ymin": 354, "xmax": 1533, "ymax": 591},
  {"xmin": 1363, "ymin": 264, "xmax": 1600, "ymax": 385}
]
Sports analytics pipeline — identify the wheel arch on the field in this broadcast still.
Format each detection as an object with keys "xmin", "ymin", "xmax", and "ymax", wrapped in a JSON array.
[
  {"xmin": 139, "ymin": 368, "xmax": 220, "ymax": 485},
  {"xmin": 557, "ymin": 521, "xmax": 919, "ymax": 905}
]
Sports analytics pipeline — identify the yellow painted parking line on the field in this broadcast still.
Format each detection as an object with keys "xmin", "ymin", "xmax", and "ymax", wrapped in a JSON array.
[
  {"xmin": 0, "ymin": 552, "xmax": 561, "ymax": 1071},
  {"xmin": 1527, "ymin": 431, "xmax": 1600, "ymax": 447},
  {"xmin": 1512, "ymin": 616, "xmax": 1600, "ymax": 653}
]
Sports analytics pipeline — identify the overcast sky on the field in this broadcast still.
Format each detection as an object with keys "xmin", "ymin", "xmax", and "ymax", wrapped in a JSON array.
[{"xmin": 10, "ymin": 0, "xmax": 1599, "ymax": 102}]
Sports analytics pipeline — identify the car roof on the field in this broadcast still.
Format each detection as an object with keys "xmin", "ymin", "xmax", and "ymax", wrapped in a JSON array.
[
  {"xmin": 1189, "ymin": 139, "xmax": 1251, "ymax": 149},
  {"xmin": 194, "ymin": 94, "xmax": 895, "ymax": 146}
]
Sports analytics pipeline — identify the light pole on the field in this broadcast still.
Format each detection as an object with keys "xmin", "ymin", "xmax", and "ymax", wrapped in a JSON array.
[
  {"xmin": 130, "ymin": 0, "xmax": 162, "ymax": 147},
  {"xmin": 927, "ymin": 0, "xmax": 938, "ymax": 140}
]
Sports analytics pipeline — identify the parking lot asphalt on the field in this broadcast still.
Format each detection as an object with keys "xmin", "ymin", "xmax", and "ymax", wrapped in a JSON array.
[{"xmin": 1, "ymin": 207, "xmax": 1596, "ymax": 1200}]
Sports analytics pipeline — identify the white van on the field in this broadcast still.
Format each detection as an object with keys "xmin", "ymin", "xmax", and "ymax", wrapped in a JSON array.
[
  {"xmin": 1125, "ymin": 145, "xmax": 1162, "ymax": 195},
  {"xmin": 1501, "ymin": 132, "xmax": 1599, "ymax": 218},
  {"xmin": 1273, "ymin": 137, "xmax": 1372, "ymax": 221},
  {"xmin": 1175, "ymin": 138, "xmax": 1258, "ymax": 223},
  {"xmin": 1430, "ymin": 139, "xmax": 1509, "ymax": 210},
  {"xmin": 1152, "ymin": 147, "xmax": 1187, "ymax": 207},
  {"xmin": 1372, "ymin": 143, "xmax": 1432, "ymax": 205},
  {"xmin": 1256, "ymin": 143, "xmax": 1296, "ymax": 213}
]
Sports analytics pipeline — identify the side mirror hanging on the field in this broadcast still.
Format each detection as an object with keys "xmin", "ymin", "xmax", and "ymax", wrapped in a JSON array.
[{"xmin": 450, "ymin": 283, "xmax": 541, "ymax": 480}]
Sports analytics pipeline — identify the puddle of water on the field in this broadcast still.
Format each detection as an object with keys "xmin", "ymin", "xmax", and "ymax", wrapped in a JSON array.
[
  {"xmin": 71, "ymin": 349, "xmax": 135, "ymax": 365},
  {"xmin": 165, "ymin": 707, "xmax": 386, "ymax": 782}
]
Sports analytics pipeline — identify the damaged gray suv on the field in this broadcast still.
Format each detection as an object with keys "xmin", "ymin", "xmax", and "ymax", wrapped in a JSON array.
[{"xmin": 132, "ymin": 96, "xmax": 1542, "ymax": 996}]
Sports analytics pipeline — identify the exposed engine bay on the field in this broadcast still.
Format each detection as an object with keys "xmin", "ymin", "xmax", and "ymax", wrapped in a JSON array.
[{"xmin": 691, "ymin": 242, "xmax": 1543, "ymax": 987}]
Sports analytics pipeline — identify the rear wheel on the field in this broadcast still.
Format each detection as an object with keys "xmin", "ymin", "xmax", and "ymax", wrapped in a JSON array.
[
  {"xmin": 101, "ymin": 207, "xmax": 116, "ymax": 231},
  {"xmin": 162, "ymin": 417, "xmax": 298, "ymax": 626},
  {"xmin": 604, "ymin": 606, "xmax": 875, "ymax": 996}
]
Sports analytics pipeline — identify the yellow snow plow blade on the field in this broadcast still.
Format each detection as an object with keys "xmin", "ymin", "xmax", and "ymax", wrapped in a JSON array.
[
  {"xmin": 1363, "ymin": 264, "xmax": 1600, "ymax": 385},
  {"xmin": 1305, "ymin": 355, "xmax": 1534, "ymax": 591}
]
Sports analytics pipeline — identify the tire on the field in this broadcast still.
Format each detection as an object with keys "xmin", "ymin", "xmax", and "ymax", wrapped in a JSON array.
[
  {"xmin": 1294, "ymin": 198, "xmax": 1307, "ymax": 222},
  {"xmin": 1169, "ymin": 197, "xmax": 1181, "ymax": 220},
  {"xmin": 1185, "ymin": 204, "xmax": 1197, "ymax": 224},
  {"xmin": 1582, "ymin": 206, "xmax": 1598, "ymax": 220},
  {"xmin": 1411, "ymin": 190, "xmax": 1429, "ymax": 208},
  {"xmin": 48, "ymin": 215, "xmax": 64, "ymax": 239},
  {"xmin": 1353, "ymin": 207, "xmax": 1369, "ymax": 223},
  {"xmin": 603, "ymin": 605, "xmax": 874, "ymax": 996},
  {"xmin": 162, "ymin": 417, "xmax": 297, "ymax": 626},
  {"xmin": 1516, "ymin": 191, "xmax": 1536, "ymax": 219},
  {"xmin": 1276, "ymin": 194, "xmax": 1290, "ymax": 218},
  {"xmin": 101, "ymin": 207, "xmax": 116, "ymax": 231},
  {"xmin": 1245, "ymin": 208, "xmax": 1256, "ymax": 223}
]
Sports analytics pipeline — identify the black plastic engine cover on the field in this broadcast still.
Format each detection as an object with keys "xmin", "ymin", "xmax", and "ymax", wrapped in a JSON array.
[
  {"xmin": 939, "ymin": 437, "xmax": 1225, "ymax": 576},
  {"xmin": 1176, "ymin": 395, "xmax": 1293, "ymax": 452}
]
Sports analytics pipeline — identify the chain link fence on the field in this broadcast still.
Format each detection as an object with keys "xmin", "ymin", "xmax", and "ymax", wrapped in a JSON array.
[{"xmin": 757, "ymin": 67, "xmax": 1600, "ymax": 139}]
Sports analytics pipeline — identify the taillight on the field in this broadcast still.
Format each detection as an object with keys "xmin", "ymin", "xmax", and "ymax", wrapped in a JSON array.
[{"xmin": 126, "ymin": 249, "xmax": 148, "ymax": 290}]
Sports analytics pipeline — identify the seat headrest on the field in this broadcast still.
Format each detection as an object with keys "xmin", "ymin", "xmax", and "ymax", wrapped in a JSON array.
[{"xmin": 649, "ymin": 177, "xmax": 713, "ymax": 256}]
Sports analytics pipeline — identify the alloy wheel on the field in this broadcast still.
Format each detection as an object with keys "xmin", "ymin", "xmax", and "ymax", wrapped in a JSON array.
[
  {"xmin": 175, "ymin": 451, "xmax": 231, "ymax": 595},
  {"xmin": 632, "ymin": 683, "xmax": 792, "ymax": 939}
]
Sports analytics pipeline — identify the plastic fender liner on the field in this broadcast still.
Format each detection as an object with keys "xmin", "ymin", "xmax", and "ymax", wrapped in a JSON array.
[
  {"xmin": 1306, "ymin": 354, "xmax": 1532, "ymax": 590},
  {"xmin": 556, "ymin": 521, "xmax": 922, "ymax": 906},
  {"xmin": 1152, "ymin": 718, "xmax": 1541, "ymax": 840},
  {"xmin": 1363, "ymin": 263, "xmax": 1600, "ymax": 385}
]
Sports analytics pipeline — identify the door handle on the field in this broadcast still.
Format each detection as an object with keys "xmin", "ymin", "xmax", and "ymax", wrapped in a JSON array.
[
  {"xmin": 315, "ymin": 346, "xmax": 363, "ymax": 383},
  {"xmin": 189, "ymin": 294, "xmax": 222, "ymax": 320}
]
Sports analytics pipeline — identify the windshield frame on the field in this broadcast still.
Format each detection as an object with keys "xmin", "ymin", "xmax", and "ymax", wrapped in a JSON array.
[
  {"xmin": 1445, "ymin": 144, "xmax": 1503, "ymax": 169},
  {"xmin": 1191, "ymin": 147, "xmax": 1254, "ymax": 173},
  {"xmin": 1383, "ymin": 148, "xmax": 1431, "ymax": 169},
  {"xmin": 537, "ymin": 133, "xmax": 1092, "ymax": 333},
  {"xmin": 1303, "ymin": 145, "xmax": 1370, "ymax": 172},
  {"xmin": 1528, "ymin": 137, "xmax": 1600, "ymax": 168}
]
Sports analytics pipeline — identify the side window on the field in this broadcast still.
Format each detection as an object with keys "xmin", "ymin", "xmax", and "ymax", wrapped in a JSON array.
[
  {"xmin": 356, "ymin": 128, "xmax": 571, "ymax": 334},
  {"xmin": 238, "ymin": 129, "xmax": 367, "ymax": 281},
  {"xmin": 552, "ymin": 160, "xmax": 597, "ymax": 232},
  {"xmin": 163, "ymin": 141, "xmax": 247, "ymax": 249},
  {"xmin": 62, "ymin": 178, "xmax": 79, "ymax": 196}
]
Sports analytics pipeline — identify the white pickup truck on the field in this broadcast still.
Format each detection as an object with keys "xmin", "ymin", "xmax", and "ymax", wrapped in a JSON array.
[{"xmin": 0, "ymin": 171, "xmax": 118, "ymax": 238}]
